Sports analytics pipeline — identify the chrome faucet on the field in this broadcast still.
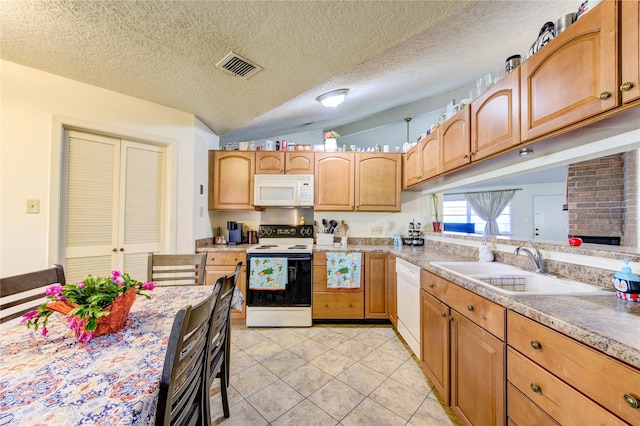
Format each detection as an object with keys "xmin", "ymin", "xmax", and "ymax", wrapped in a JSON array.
[{"xmin": 514, "ymin": 241, "xmax": 545, "ymax": 273}]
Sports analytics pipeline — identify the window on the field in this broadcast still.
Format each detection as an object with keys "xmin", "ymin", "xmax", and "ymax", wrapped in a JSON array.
[{"xmin": 443, "ymin": 197, "xmax": 512, "ymax": 234}]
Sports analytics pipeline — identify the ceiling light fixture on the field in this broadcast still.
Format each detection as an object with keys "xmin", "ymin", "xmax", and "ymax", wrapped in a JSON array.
[
  {"xmin": 316, "ymin": 89, "xmax": 349, "ymax": 108},
  {"xmin": 519, "ymin": 147, "xmax": 534, "ymax": 157}
]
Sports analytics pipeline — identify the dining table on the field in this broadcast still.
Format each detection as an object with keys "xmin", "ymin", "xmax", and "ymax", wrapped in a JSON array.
[{"xmin": 0, "ymin": 285, "xmax": 216, "ymax": 425}]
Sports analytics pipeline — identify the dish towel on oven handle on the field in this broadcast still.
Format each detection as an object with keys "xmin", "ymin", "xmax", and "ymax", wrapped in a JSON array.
[
  {"xmin": 249, "ymin": 257, "xmax": 288, "ymax": 290},
  {"xmin": 326, "ymin": 252, "xmax": 361, "ymax": 289}
]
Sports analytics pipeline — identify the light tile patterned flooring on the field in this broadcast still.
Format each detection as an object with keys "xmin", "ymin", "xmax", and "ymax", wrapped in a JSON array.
[{"xmin": 209, "ymin": 324, "xmax": 461, "ymax": 425}]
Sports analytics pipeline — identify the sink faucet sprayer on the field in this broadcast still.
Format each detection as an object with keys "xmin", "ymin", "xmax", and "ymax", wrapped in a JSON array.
[{"xmin": 514, "ymin": 241, "xmax": 545, "ymax": 273}]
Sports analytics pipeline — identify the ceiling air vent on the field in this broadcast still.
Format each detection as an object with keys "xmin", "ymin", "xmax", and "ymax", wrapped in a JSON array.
[{"xmin": 216, "ymin": 51, "xmax": 262, "ymax": 79}]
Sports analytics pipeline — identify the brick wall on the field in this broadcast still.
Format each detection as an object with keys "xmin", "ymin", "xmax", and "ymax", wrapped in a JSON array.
[{"xmin": 567, "ymin": 154, "xmax": 625, "ymax": 242}]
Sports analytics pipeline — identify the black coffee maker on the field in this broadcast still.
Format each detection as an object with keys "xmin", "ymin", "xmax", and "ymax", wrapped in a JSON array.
[{"xmin": 227, "ymin": 221, "xmax": 243, "ymax": 245}]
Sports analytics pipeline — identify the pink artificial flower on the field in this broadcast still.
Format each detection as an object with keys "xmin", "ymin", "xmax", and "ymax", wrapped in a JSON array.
[
  {"xmin": 77, "ymin": 281, "xmax": 86, "ymax": 289},
  {"xmin": 45, "ymin": 284, "xmax": 63, "ymax": 296},
  {"xmin": 114, "ymin": 277, "xmax": 124, "ymax": 286},
  {"xmin": 84, "ymin": 333, "xmax": 94, "ymax": 343},
  {"xmin": 41, "ymin": 327, "xmax": 49, "ymax": 337},
  {"xmin": 21, "ymin": 310, "xmax": 39, "ymax": 323},
  {"xmin": 77, "ymin": 332, "xmax": 86, "ymax": 342},
  {"xmin": 57, "ymin": 295, "xmax": 67, "ymax": 302},
  {"xmin": 111, "ymin": 270, "xmax": 122, "ymax": 281},
  {"xmin": 141, "ymin": 282, "xmax": 156, "ymax": 291}
]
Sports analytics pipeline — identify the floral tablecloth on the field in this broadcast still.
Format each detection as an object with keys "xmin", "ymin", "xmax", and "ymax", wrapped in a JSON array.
[{"xmin": 0, "ymin": 286, "xmax": 215, "ymax": 425}]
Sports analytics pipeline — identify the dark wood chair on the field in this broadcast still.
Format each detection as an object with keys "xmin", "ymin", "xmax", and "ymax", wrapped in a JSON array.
[
  {"xmin": 155, "ymin": 284, "xmax": 220, "ymax": 426},
  {"xmin": 148, "ymin": 253, "xmax": 207, "ymax": 286},
  {"xmin": 203, "ymin": 262, "xmax": 241, "ymax": 424},
  {"xmin": 0, "ymin": 264, "xmax": 66, "ymax": 329}
]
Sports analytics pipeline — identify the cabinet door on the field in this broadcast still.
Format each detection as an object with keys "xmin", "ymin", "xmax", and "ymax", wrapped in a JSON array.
[
  {"xmin": 421, "ymin": 130, "xmax": 441, "ymax": 180},
  {"xmin": 355, "ymin": 154, "xmax": 401, "ymax": 212},
  {"xmin": 255, "ymin": 151, "xmax": 285, "ymax": 174},
  {"xmin": 420, "ymin": 290, "xmax": 450, "ymax": 404},
  {"xmin": 285, "ymin": 152, "xmax": 314, "ymax": 174},
  {"xmin": 520, "ymin": 0, "xmax": 618, "ymax": 141},
  {"xmin": 621, "ymin": 0, "xmax": 640, "ymax": 104},
  {"xmin": 209, "ymin": 151, "xmax": 254, "ymax": 210},
  {"xmin": 471, "ymin": 68, "xmax": 521, "ymax": 162},
  {"xmin": 388, "ymin": 255, "xmax": 397, "ymax": 326},
  {"xmin": 205, "ymin": 265, "xmax": 246, "ymax": 320},
  {"xmin": 403, "ymin": 142, "xmax": 422, "ymax": 187},
  {"xmin": 364, "ymin": 253, "xmax": 388, "ymax": 318},
  {"xmin": 450, "ymin": 310, "xmax": 506, "ymax": 426},
  {"xmin": 314, "ymin": 153, "xmax": 355, "ymax": 211},
  {"xmin": 441, "ymin": 108, "xmax": 471, "ymax": 173}
]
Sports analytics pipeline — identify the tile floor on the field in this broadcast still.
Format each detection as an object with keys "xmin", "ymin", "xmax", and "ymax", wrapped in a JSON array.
[{"xmin": 209, "ymin": 324, "xmax": 461, "ymax": 425}]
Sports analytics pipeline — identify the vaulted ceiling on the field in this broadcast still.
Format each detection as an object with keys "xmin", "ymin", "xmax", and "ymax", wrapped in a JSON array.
[{"xmin": 1, "ymin": 0, "xmax": 577, "ymax": 142}]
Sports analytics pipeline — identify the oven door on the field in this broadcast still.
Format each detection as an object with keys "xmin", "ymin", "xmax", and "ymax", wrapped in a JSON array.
[{"xmin": 246, "ymin": 253, "xmax": 312, "ymax": 307}]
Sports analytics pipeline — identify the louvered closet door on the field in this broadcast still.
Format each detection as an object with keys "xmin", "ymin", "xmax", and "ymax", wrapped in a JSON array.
[{"xmin": 64, "ymin": 131, "xmax": 165, "ymax": 283}]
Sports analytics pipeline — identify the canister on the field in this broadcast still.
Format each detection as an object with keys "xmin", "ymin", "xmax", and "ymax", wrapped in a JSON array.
[{"xmin": 505, "ymin": 55, "xmax": 521, "ymax": 74}]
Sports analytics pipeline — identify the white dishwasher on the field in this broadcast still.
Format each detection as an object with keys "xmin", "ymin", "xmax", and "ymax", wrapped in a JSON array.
[{"xmin": 396, "ymin": 258, "xmax": 421, "ymax": 356}]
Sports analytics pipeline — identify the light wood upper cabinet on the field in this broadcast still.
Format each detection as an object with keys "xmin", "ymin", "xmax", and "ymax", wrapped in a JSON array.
[
  {"xmin": 255, "ymin": 151, "xmax": 314, "ymax": 174},
  {"xmin": 520, "ymin": 0, "xmax": 618, "ymax": 142},
  {"xmin": 621, "ymin": 0, "xmax": 640, "ymax": 104},
  {"xmin": 314, "ymin": 153, "xmax": 355, "ymax": 211},
  {"xmin": 441, "ymin": 107, "xmax": 471, "ymax": 173},
  {"xmin": 403, "ymin": 130, "xmax": 440, "ymax": 188},
  {"xmin": 285, "ymin": 152, "xmax": 314, "ymax": 174},
  {"xmin": 255, "ymin": 151, "xmax": 285, "ymax": 174},
  {"xmin": 471, "ymin": 68, "xmax": 521, "ymax": 162},
  {"xmin": 209, "ymin": 151, "xmax": 254, "ymax": 210},
  {"xmin": 355, "ymin": 153, "xmax": 402, "ymax": 212}
]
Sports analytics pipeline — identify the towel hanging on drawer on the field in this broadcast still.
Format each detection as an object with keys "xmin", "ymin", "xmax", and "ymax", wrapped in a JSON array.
[
  {"xmin": 326, "ymin": 252, "xmax": 361, "ymax": 289},
  {"xmin": 249, "ymin": 257, "xmax": 288, "ymax": 290}
]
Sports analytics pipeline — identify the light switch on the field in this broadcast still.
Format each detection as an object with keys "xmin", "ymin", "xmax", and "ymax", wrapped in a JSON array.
[{"xmin": 26, "ymin": 199, "xmax": 40, "ymax": 214}]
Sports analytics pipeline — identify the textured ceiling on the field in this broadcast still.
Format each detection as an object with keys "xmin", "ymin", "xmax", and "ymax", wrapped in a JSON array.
[{"xmin": 1, "ymin": 0, "xmax": 578, "ymax": 142}]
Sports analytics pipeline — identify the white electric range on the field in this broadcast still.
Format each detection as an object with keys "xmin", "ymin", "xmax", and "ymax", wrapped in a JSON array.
[{"xmin": 245, "ymin": 225, "xmax": 314, "ymax": 327}]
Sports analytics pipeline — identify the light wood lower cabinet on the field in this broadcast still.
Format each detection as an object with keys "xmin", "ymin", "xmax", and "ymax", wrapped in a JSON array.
[
  {"xmin": 312, "ymin": 253, "xmax": 364, "ymax": 319},
  {"xmin": 507, "ymin": 311, "xmax": 640, "ymax": 425},
  {"xmin": 204, "ymin": 252, "xmax": 246, "ymax": 320},
  {"xmin": 364, "ymin": 253, "xmax": 388, "ymax": 318},
  {"xmin": 507, "ymin": 383, "xmax": 558, "ymax": 426},
  {"xmin": 420, "ymin": 269, "xmax": 506, "ymax": 425},
  {"xmin": 388, "ymin": 255, "xmax": 397, "ymax": 327}
]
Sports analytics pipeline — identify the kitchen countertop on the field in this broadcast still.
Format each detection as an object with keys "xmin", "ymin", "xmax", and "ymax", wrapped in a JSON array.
[{"xmin": 198, "ymin": 243, "xmax": 640, "ymax": 369}]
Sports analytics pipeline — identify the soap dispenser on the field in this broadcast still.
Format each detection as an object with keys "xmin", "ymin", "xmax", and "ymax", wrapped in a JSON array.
[{"xmin": 612, "ymin": 258, "xmax": 640, "ymax": 301}]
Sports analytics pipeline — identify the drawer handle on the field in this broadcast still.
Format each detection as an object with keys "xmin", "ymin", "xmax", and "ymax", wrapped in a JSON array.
[
  {"xmin": 440, "ymin": 312, "xmax": 446, "ymax": 318},
  {"xmin": 429, "ymin": 283, "xmax": 435, "ymax": 288},
  {"xmin": 349, "ymin": 304, "xmax": 353, "ymax": 308},
  {"xmin": 599, "ymin": 91, "xmax": 612, "ymax": 100},
  {"xmin": 624, "ymin": 393, "xmax": 639, "ymax": 409},
  {"xmin": 530, "ymin": 340, "xmax": 542, "ymax": 350},
  {"xmin": 325, "ymin": 304, "xmax": 329, "ymax": 308},
  {"xmin": 467, "ymin": 305, "xmax": 474, "ymax": 311},
  {"xmin": 530, "ymin": 383, "xmax": 541, "ymax": 393},
  {"xmin": 620, "ymin": 82, "xmax": 634, "ymax": 92}
]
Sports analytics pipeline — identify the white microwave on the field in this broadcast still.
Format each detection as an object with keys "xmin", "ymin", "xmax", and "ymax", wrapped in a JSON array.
[{"xmin": 254, "ymin": 174, "xmax": 314, "ymax": 207}]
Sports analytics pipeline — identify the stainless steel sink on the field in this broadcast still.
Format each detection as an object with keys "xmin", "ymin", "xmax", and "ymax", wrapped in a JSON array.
[{"xmin": 430, "ymin": 261, "xmax": 612, "ymax": 296}]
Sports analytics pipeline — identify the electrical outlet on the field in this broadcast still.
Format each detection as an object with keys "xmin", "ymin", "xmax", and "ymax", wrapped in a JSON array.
[
  {"xmin": 370, "ymin": 226, "xmax": 383, "ymax": 235},
  {"xmin": 26, "ymin": 199, "xmax": 40, "ymax": 214}
]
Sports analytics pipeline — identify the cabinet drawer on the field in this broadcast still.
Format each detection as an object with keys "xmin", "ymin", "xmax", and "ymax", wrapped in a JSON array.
[
  {"xmin": 507, "ymin": 348, "xmax": 624, "ymax": 425},
  {"xmin": 507, "ymin": 311, "xmax": 640, "ymax": 424},
  {"xmin": 424, "ymin": 269, "xmax": 505, "ymax": 340},
  {"xmin": 313, "ymin": 292, "xmax": 364, "ymax": 319},
  {"xmin": 507, "ymin": 383, "xmax": 558, "ymax": 426},
  {"xmin": 206, "ymin": 252, "xmax": 245, "ymax": 266},
  {"xmin": 313, "ymin": 253, "xmax": 326, "ymax": 266}
]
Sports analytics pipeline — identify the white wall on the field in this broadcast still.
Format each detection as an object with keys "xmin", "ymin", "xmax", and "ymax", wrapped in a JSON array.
[{"xmin": 0, "ymin": 60, "xmax": 217, "ymax": 276}]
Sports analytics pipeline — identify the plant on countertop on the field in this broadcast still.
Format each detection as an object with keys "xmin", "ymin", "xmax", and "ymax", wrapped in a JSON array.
[
  {"xmin": 431, "ymin": 193, "xmax": 441, "ymax": 223},
  {"xmin": 22, "ymin": 270, "xmax": 155, "ymax": 342},
  {"xmin": 323, "ymin": 130, "xmax": 340, "ymax": 141}
]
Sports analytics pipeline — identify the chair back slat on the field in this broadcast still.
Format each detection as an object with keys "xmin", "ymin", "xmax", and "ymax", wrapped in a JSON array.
[
  {"xmin": 156, "ymin": 282, "xmax": 220, "ymax": 426},
  {"xmin": 148, "ymin": 254, "xmax": 207, "ymax": 286},
  {"xmin": 0, "ymin": 265, "xmax": 65, "ymax": 329},
  {"xmin": 203, "ymin": 262, "xmax": 242, "ymax": 424}
]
